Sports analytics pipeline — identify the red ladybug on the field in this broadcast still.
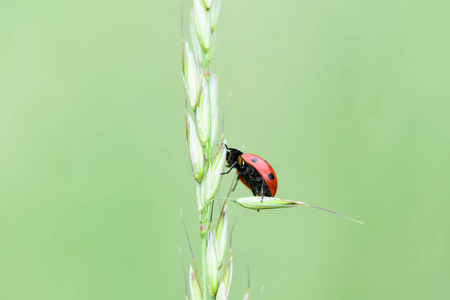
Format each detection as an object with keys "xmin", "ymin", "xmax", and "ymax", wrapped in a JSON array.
[
  {"xmin": 221, "ymin": 146, "xmax": 278, "ymax": 198},
  {"xmin": 221, "ymin": 146, "xmax": 363, "ymax": 223}
]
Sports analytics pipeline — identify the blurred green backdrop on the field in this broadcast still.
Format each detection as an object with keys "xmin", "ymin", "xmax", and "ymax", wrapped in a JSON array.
[{"xmin": 1, "ymin": 0, "xmax": 449, "ymax": 299}]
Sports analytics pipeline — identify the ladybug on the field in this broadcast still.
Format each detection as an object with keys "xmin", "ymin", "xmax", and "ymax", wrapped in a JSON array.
[
  {"xmin": 221, "ymin": 146, "xmax": 278, "ymax": 199},
  {"xmin": 220, "ymin": 146, "xmax": 364, "ymax": 223}
]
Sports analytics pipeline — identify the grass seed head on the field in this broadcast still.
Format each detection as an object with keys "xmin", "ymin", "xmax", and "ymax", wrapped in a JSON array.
[
  {"xmin": 219, "ymin": 254, "xmax": 233, "ymax": 298},
  {"xmin": 203, "ymin": 0, "xmax": 213, "ymax": 10},
  {"xmin": 204, "ymin": 141, "xmax": 227, "ymax": 201},
  {"xmin": 209, "ymin": 0, "xmax": 221, "ymax": 32},
  {"xmin": 189, "ymin": 265, "xmax": 203, "ymax": 300},
  {"xmin": 215, "ymin": 282, "xmax": 227, "ymax": 300},
  {"xmin": 187, "ymin": 113, "xmax": 205, "ymax": 181},
  {"xmin": 183, "ymin": 42, "xmax": 201, "ymax": 110},
  {"xmin": 193, "ymin": 0, "xmax": 211, "ymax": 52},
  {"xmin": 206, "ymin": 232, "xmax": 219, "ymax": 295},
  {"xmin": 215, "ymin": 205, "xmax": 228, "ymax": 268},
  {"xmin": 189, "ymin": 13, "xmax": 202, "ymax": 62},
  {"xmin": 234, "ymin": 197, "xmax": 364, "ymax": 223},
  {"xmin": 196, "ymin": 181, "xmax": 205, "ymax": 212},
  {"xmin": 235, "ymin": 197, "xmax": 307, "ymax": 210},
  {"xmin": 196, "ymin": 79, "xmax": 211, "ymax": 145}
]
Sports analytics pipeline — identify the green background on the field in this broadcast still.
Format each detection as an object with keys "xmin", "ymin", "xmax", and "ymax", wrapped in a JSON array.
[{"xmin": 1, "ymin": 0, "xmax": 449, "ymax": 299}]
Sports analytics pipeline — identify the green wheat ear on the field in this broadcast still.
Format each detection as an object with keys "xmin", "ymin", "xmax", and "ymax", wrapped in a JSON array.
[
  {"xmin": 182, "ymin": 0, "xmax": 233, "ymax": 299},
  {"xmin": 181, "ymin": 1, "xmax": 363, "ymax": 298}
]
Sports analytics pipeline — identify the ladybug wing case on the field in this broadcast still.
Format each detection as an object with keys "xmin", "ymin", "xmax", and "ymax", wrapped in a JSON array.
[{"xmin": 240, "ymin": 153, "xmax": 278, "ymax": 197}]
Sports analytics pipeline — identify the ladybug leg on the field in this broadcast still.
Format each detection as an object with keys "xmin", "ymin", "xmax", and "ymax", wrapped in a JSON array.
[
  {"xmin": 221, "ymin": 161, "xmax": 237, "ymax": 175},
  {"xmin": 260, "ymin": 184, "xmax": 264, "ymax": 202},
  {"xmin": 257, "ymin": 183, "xmax": 263, "ymax": 212},
  {"xmin": 258, "ymin": 184, "xmax": 263, "ymax": 212}
]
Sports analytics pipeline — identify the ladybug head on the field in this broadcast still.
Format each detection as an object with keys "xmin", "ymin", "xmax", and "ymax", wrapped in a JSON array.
[{"xmin": 225, "ymin": 147, "xmax": 243, "ymax": 168}]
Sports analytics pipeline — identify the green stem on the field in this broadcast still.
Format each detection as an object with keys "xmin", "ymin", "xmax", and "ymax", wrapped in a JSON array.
[
  {"xmin": 200, "ymin": 228, "xmax": 208, "ymax": 299},
  {"xmin": 200, "ymin": 39, "xmax": 214, "ymax": 300}
]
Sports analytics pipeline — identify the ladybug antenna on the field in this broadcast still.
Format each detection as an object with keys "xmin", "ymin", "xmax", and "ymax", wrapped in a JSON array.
[{"xmin": 308, "ymin": 205, "xmax": 364, "ymax": 224}]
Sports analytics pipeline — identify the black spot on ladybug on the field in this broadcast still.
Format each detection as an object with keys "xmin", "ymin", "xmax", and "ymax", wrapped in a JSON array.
[
  {"xmin": 252, "ymin": 158, "xmax": 258, "ymax": 163},
  {"xmin": 268, "ymin": 173, "xmax": 274, "ymax": 180}
]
